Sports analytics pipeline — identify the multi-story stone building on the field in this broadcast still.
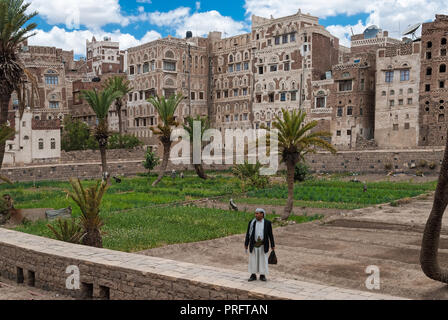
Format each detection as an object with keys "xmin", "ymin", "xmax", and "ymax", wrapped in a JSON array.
[
  {"xmin": 10, "ymin": 10, "xmax": 448, "ymax": 161},
  {"xmin": 250, "ymin": 11, "xmax": 340, "ymax": 131},
  {"xmin": 375, "ymin": 41, "xmax": 421, "ymax": 148},
  {"xmin": 419, "ymin": 14, "xmax": 448, "ymax": 146},
  {"xmin": 210, "ymin": 31, "xmax": 252, "ymax": 132},
  {"xmin": 16, "ymin": 42, "xmax": 88, "ymax": 122},
  {"xmin": 126, "ymin": 35, "xmax": 209, "ymax": 145},
  {"xmin": 350, "ymin": 26, "xmax": 402, "ymax": 55},
  {"xmin": 86, "ymin": 36, "xmax": 126, "ymax": 77},
  {"xmin": 70, "ymin": 73, "xmax": 124, "ymax": 132}
]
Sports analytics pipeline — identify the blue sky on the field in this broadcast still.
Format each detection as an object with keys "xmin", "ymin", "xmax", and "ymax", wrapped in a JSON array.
[{"xmin": 26, "ymin": 0, "xmax": 447, "ymax": 59}]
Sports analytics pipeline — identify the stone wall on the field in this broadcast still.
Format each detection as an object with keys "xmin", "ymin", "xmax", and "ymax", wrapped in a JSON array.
[
  {"xmin": 60, "ymin": 148, "xmax": 146, "ymax": 162},
  {"xmin": 3, "ymin": 149, "xmax": 445, "ymax": 183},
  {"xmin": 0, "ymin": 228, "xmax": 280, "ymax": 300},
  {"xmin": 305, "ymin": 149, "xmax": 444, "ymax": 173},
  {"xmin": 2, "ymin": 160, "xmax": 231, "ymax": 183}
]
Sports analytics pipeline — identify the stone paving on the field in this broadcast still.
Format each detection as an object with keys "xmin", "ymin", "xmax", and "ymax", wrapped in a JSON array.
[{"xmin": 0, "ymin": 228, "xmax": 405, "ymax": 300}]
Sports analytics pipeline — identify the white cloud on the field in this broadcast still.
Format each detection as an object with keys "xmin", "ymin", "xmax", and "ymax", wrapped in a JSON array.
[
  {"xmin": 136, "ymin": 0, "xmax": 152, "ymax": 3},
  {"xmin": 146, "ymin": 7, "xmax": 248, "ymax": 38},
  {"xmin": 140, "ymin": 30, "xmax": 162, "ymax": 43},
  {"xmin": 148, "ymin": 7, "xmax": 191, "ymax": 27},
  {"xmin": 28, "ymin": 0, "xmax": 129, "ymax": 30},
  {"xmin": 28, "ymin": 26, "xmax": 161, "ymax": 56},
  {"xmin": 177, "ymin": 11, "xmax": 248, "ymax": 38},
  {"xmin": 244, "ymin": 0, "xmax": 448, "ymax": 44},
  {"xmin": 326, "ymin": 21, "xmax": 368, "ymax": 47}
]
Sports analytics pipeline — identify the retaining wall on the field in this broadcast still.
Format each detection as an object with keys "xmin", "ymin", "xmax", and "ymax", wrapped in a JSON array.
[
  {"xmin": 2, "ymin": 149, "xmax": 445, "ymax": 183},
  {"xmin": 0, "ymin": 228, "xmax": 281, "ymax": 300}
]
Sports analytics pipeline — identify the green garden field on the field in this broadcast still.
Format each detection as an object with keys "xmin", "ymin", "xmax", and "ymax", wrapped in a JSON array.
[{"xmin": 2, "ymin": 174, "xmax": 437, "ymax": 252}]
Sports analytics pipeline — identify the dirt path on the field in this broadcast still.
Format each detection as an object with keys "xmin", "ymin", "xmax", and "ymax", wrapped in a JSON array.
[
  {"xmin": 0, "ymin": 278, "xmax": 72, "ymax": 300},
  {"xmin": 139, "ymin": 192, "xmax": 448, "ymax": 299}
]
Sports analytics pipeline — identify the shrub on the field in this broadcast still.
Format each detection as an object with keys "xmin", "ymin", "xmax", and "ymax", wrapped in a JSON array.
[
  {"xmin": 384, "ymin": 163, "xmax": 392, "ymax": 171},
  {"xmin": 142, "ymin": 148, "xmax": 160, "ymax": 175},
  {"xmin": 294, "ymin": 162, "xmax": 310, "ymax": 182},
  {"xmin": 418, "ymin": 160, "xmax": 427, "ymax": 168},
  {"xmin": 232, "ymin": 161, "xmax": 269, "ymax": 191},
  {"xmin": 416, "ymin": 170, "xmax": 424, "ymax": 177},
  {"xmin": 429, "ymin": 162, "xmax": 437, "ymax": 170},
  {"xmin": 108, "ymin": 133, "xmax": 143, "ymax": 149},
  {"xmin": 47, "ymin": 218, "xmax": 85, "ymax": 244}
]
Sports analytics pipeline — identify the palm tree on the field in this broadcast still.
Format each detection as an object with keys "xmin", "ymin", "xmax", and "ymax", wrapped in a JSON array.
[
  {"xmin": 148, "ymin": 93, "xmax": 183, "ymax": 186},
  {"xmin": 66, "ymin": 178, "xmax": 108, "ymax": 248},
  {"xmin": 273, "ymin": 109, "xmax": 336, "ymax": 220},
  {"xmin": 420, "ymin": 139, "xmax": 448, "ymax": 283},
  {"xmin": 104, "ymin": 76, "xmax": 132, "ymax": 147},
  {"xmin": 183, "ymin": 115, "xmax": 209, "ymax": 180},
  {"xmin": 82, "ymin": 87, "xmax": 121, "ymax": 175},
  {"xmin": 0, "ymin": 0, "xmax": 37, "ymax": 168}
]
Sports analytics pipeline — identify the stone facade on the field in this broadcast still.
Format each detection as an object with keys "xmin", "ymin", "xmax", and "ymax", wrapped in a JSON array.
[
  {"xmin": 126, "ymin": 36, "xmax": 209, "ymax": 146},
  {"xmin": 251, "ymin": 12, "xmax": 340, "ymax": 131},
  {"xmin": 15, "ymin": 42, "xmax": 88, "ymax": 122},
  {"xmin": 86, "ymin": 36, "xmax": 126, "ymax": 77},
  {"xmin": 70, "ymin": 73, "xmax": 126, "ymax": 132},
  {"xmin": 375, "ymin": 42, "xmax": 421, "ymax": 148},
  {"xmin": 211, "ymin": 32, "xmax": 252, "ymax": 131},
  {"xmin": 418, "ymin": 14, "xmax": 448, "ymax": 146}
]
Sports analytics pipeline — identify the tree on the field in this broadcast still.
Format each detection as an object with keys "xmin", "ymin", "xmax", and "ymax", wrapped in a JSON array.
[
  {"xmin": 66, "ymin": 178, "xmax": 108, "ymax": 248},
  {"xmin": 104, "ymin": 76, "xmax": 132, "ymax": 147},
  {"xmin": 420, "ymin": 141, "xmax": 448, "ymax": 283},
  {"xmin": 61, "ymin": 117, "xmax": 91, "ymax": 151},
  {"xmin": 82, "ymin": 87, "xmax": 121, "ymax": 175},
  {"xmin": 273, "ymin": 109, "xmax": 336, "ymax": 220},
  {"xmin": 107, "ymin": 133, "xmax": 142, "ymax": 149},
  {"xmin": 142, "ymin": 147, "xmax": 160, "ymax": 176},
  {"xmin": 182, "ymin": 115, "xmax": 209, "ymax": 180},
  {"xmin": 0, "ymin": 0, "xmax": 37, "ymax": 168},
  {"xmin": 147, "ymin": 93, "xmax": 183, "ymax": 186}
]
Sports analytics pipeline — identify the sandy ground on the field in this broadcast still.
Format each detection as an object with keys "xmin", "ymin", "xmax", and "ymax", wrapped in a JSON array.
[
  {"xmin": 139, "ymin": 190, "xmax": 448, "ymax": 300},
  {"xmin": 0, "ymin": 278, "xmax": 72, "ymax": 300}
]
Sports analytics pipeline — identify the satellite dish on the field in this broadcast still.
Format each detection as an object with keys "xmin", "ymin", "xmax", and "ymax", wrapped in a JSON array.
[{"xmin": 403, "ymin": 23, "xmax": 421, "ymax": 40}]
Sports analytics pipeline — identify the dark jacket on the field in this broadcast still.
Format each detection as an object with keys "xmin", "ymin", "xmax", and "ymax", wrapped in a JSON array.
[{"xmin": 245, "ymin": 218, "xmax": 275, "ymax": 254}]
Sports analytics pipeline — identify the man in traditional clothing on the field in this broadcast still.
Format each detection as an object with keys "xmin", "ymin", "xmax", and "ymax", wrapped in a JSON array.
[{"xmin": 244, "ymin": 208, "xmax": 275, "ymax": 281}]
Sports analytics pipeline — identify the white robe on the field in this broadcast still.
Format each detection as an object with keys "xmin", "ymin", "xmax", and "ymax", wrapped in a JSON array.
[{"xmin": 248, "ymin": 219, "xmax": 269, "ymax": 275}]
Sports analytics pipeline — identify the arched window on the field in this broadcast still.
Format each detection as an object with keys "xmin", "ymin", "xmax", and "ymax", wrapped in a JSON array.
[
  {"xmin": 426, "ymin": 67, "xmax": 432, "ymax": 75},
  {"xmin": 165, "ymin": 78, "xmax": 175, "ymax": 86},
  {"xmin": 440, "ymin": 64, "xmax": 446, "ymax": 73},
  {"xmin": 442, "ymin": 38, "xmax": 447, "ymax": 45},
  {"xmin": 143, "ymin": 62, "xmax": 149, "ymax": 73},
  {"xmin": 229, "ymin": 54, "xmax": 233, "ymax": 63},
  {"xmin": 38, "ymin": 138, "xmax": 44, "ymax": 150},
  {"xmin": 427, "ymin": 41, "xmax": 433, "ymax": 48},
  {"xmin": 50, "ymin": 138, "xmax": 56, "ymax": 150},
  {"xmin": 165, "ymin": 50, "xmax": 174, "ymax": 59}
]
